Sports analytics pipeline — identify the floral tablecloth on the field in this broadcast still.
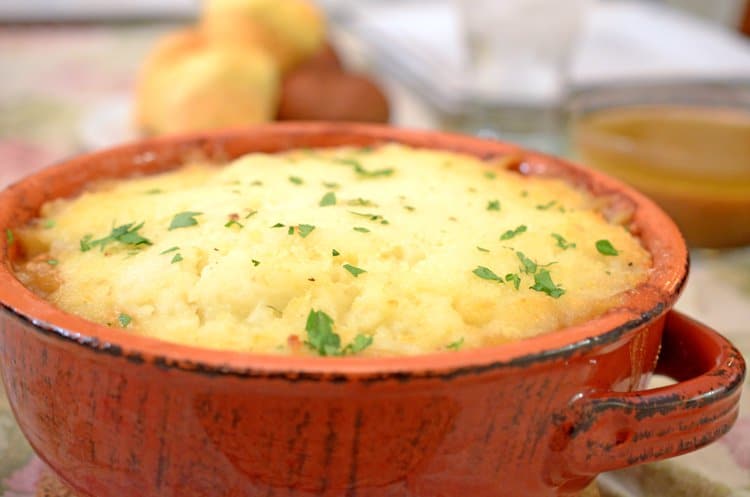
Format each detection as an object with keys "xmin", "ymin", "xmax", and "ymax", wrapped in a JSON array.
[{"xmin": 0, "ymin": 24, "xmax": 748, "ymax": 497}]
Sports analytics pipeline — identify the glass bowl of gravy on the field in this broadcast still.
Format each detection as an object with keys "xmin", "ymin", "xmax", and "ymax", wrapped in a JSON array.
[{"xmin": 570, "ymin": 82, "xmax": 750, "ymax": 248}]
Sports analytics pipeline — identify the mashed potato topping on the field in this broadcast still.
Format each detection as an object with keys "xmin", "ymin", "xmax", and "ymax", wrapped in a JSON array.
[{"xmin": 16, "ymin": 145, "xmax": 651, "ymax": 356}]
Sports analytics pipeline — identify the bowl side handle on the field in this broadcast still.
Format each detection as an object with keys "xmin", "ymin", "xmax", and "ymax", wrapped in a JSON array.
[{"xmin": 555, "ymin": 310, "xmax": 745, "ymax": 477}]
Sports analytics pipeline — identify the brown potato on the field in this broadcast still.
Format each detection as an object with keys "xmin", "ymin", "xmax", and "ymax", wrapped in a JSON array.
[{"xmin": 278, "ymin": 69, "xmax": 390, "ymax": 123}]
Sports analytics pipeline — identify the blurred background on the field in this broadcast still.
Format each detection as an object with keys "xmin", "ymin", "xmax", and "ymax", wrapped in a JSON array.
[{"xmin": 0, "ymin": 1, "xmax": 749, "ymax": 497}]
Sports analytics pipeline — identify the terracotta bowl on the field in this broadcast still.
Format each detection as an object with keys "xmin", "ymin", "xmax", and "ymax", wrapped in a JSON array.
[{"xmin": 0, "ymin": 123, "xmax": 744, "ymax": 497}]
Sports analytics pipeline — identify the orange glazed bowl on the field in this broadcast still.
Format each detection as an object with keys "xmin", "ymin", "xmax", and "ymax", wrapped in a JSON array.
[{"xmin": 0, "ymin": 123, "xmax": 744, "ymax": 497}]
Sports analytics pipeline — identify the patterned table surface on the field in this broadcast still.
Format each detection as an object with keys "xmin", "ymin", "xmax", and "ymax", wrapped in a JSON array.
[{"xmin": 0, "ymin": 23, "xmax": 748, "ymax": 497}]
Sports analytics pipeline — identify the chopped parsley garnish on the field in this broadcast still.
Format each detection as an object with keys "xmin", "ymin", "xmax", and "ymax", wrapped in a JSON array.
[
  {"xmin": 516, "ymin": 251, "xmax": 537, "ymax": 274},
  {"xmin": 446, "ymin": 337, "xmax": 464, "ymax": 351},
  {"xmin": 347, "ymin": 198, "xmax": 377, "ymax": 207},
  {"xmin": 244, "ymin": 210, "xmax": 258, "ymax": 219},
  {"xmin": 47, "ymin": 259, "xmax": 58, "ymax": 266},
  {"xmin": 349, "ymin": 211, "xmax": 388, "ymax": 224},
  {"xmin": 552, "ymin": 233, "xmax": 576, "ymax": 250},
  {"xmin": 297, "ymin": 224, "xmax": 316, "ymax": 238},
  {"xmin": 169, "ymin": 212, "xmax": 202, "ymax": 230},
  {"xmin": 500, "ymin": 225, "xmax": 527, "ymax": 240},
  {"xmin": 43, "ymin": 219, "xmax": 56, "ymax": 229},
  {"xmin": 80, "ymin": 222, "xmax": 152, "ymax": 252},
  {"xmin": 80, "ymin": 235, "xmax": 92, "ymax": 251},
  {"xmin": 118, "ymin": 313, "xmax": 132, "ymax": 328},
  {"xmin": 289, "ymin": 176, "xmax": 304, "ymax": 185},
  {"xmin": 472, "ymin": 266, "xmax": 503, "ymax": 283},
  {"xmin": 521, "ymin": 190, "xmax": 529, "ymax": 197},
  {"xmin": 5, "ymin": 229, "xmax": 14, "ymax": 246},
  {"xmin": 322, "ymin": 181, "xmax": 340, "ymax": 189},
  {"xmin": 404, "ymin": 205, "xmax": 416, "ymax": 212},
  {"xmin": 251, "ymin": 180, "xmax": 263, "ymax": 186},
  {"xmin": 160, "ymin": 246, "xmax": 179, "ymax": 254},
  {"xmin": 536, "ymin": 200, "xmax": 557, "ymax": 210},
  {"xmin": 596, "ymin": 239, "xmax": 619, "ymax": 256},
  {"xmin": 332, "ymin": 249, "xmax": 340, "ymax": 256},
  {"xmin": 225, "ymin": 220, "xmax": 244, "ymax": 229},
  {"xmin": 288, "ymin": 226, "xmax": 295, "ymax": 235},
  {"xmin": 335, "ymin": 157, "xmax": 394, "ymax": 177},
  {"xmin": 145, "ymin": 188, "xmax": 163, "ymax": 195},
  {"xmin": 355, "ymin": 163, "xmax": 394, "ymax": 178},
  {"xmin": 505, "ymin": 273, "xmax": 521, "ymax": 289},
  {"xmin": 484, "ymin": 171, "xmax": 497, "ymax": 179},
  {"xmin": 271, "ymin": 223, "xmax": 285, "ymax": 228},
  {"xmin": 304, "ymin": 309, "xmax": 373, "ymax": 356},
  {"xmin": 353, "ymin": 227, "xmax": 370, "ymax": 233},
  {"xmin": 319, "ymin": 192, "xmax": 337, "ymax": 207},
  {"xmin": 487, "ymin": 200, "xmax": 501, "ymax": 211},
  {"xmin": 252, "ymin": 259, "xmax": 260, "ymax": 266},
  {"xmin": 530, "ymin": 269, "xmax": 565, "ymax": 298},
  {"xmin": 476, "ymin": 246, "xmax": 490, "ymax": 252},
  {"xmin": 342, "ymin": 334, "xmax": 374, "ymax": 355},
  {"xmin": 171, "ymin": 253, "xmax": 183, "ymax": 264},
  {"xmin": 343, "ymin": 264, "xmax": 366, "ymax": 277}
]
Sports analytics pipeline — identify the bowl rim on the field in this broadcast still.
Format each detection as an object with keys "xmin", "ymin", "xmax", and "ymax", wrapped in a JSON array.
[{"xmin": 0, "ymin": 122, "xmax": 688, "ymax": 379}]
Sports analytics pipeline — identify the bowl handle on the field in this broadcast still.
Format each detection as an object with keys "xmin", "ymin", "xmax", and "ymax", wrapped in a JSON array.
[{"xmin": 558, "ymin": 310, "xmax": 746, "ymax": 476}]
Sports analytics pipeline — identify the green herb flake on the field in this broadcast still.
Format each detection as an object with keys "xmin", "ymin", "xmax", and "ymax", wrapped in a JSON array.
[
  {"xmin": 5, "ymin": 229, "xmax": 14, "ymax": 246},
  {"xmin": 476, "ymin": 246, "xmax": 490, "ymax": 253},
  {"xmin": 288, "ymin": 226, "xmax": 295, "ymax": 235},
  {"xmin": 80, "ymin": 235, "xmax": 92, "ymax": 252},
  {"xmin": 319, "ymin": 192, "xmax": 337, "ymax": 207},
  {"xmin": 404, "ymin": 205, "xmax": 416, "ymax": 212},
  {"xmin": 552, "ymin": 233, "xmax": 576, "ymax": 250},
  {"xmin": 349, "ymin": 211, "xmax": 388, "ymax": 225},
  {"xmin": 472, "ymin": 266, "xmax": 503, "ymax": 283},
  {"xmin": 298, "ymin": 224, "xmax": 316, "ymax": 238},
  {"xmin": 225, "ymin": 220, "xmax": 244, "ymax": 229},
  {"xmin": 505, "ymin": 273, "xmax": 521, "ymax": 290},
  {"xmin": 304, "ymin": 309, "xmax": 341, "ymax": 356},
  {"xmin": 500, "ymin": 225, "xmax": 527, "ymax": 241},
  {"xmin": 82, "ymin": 222, "xmax": 152, "ymax": 251},
  {"xmin": 304, "ymin": 309, "xmax": 373, "ymax": 357},
  {"xmin": 43, "ymin": 219, "xmax": 56, "ymax": 229},
  {"xmin": 251, "ymin": 180, "xmax": 263, "ymax": 186},
  {"xmin": 169, "ymin": 212, "xmax": 202, "ymax": 231},
  {"xmin": 343, "ymin": 264, "xmax": 367, "ymax": 277},
  {"xmin": 484, "ymin": 171, "xmax": 497, "ymax": 179},
  {"xmin": 145, "ymin": 188, "xmax": 163, "ymax": 195},
  {"xmin": 487, "ymin": 200, "xmax": 501, "ymax": 211},
  {"xmin": 289, "ymin": 176, "xmax": 304, "ymax": 185},
  {"xmin": 342, "ymin": 334, "xmax": 374, "ymax": 355},
  {"xmin": 272, "ymin": 223, "xmax": 285, "ymax": 228},
  {"xmin": 347, "ymin": 198, "xmax": 377, "ymax": 207},
  {"xmin": 353, "ymin": 227, "xmax": 370, "ymax": 233},
  {"xmin": 596, "ymin": 239, "xmax": 619, "ymax": 256},
  {"xmin": 171, "ymin": 253, "xmax": 183, "ymax": 264},
  {"xmin": 244, "ymin": 210, "xmax": 258, "ymax": 219},
  {"xmin": 252, "ymin": 259, "xmax": 260, "ymax": 266},
  {"xmin": 349, "ymin": 159, "xmax": 394, "ymax": 178},
  {"xmin": 332, "ymin": 249, "xmax": 340, "ymax": 256},
  {"xmin": 530, "ymin": 269, "xmax": 565, "ymax": 298},
  {"xmin": 446, "ymin": 337, "xmax": 464, "ymax": 351},
  {"xmin": 118, "ymin": 313, "xmax": 132, "ymax": 328},
  {"xmin": 536, "ymin": 200, "xmax": 557, "ymax": 211},
  {"xmin": 516, "ymin": 252, "xmax": 537, "ymax": 274},
  {"xmin": 160, "ymin": 246, "xmax": 179, "ymax": 255},
  {"xmin": 47, "ymin": 259, "xmax": 58, "ymax": 266},
  {"xmin": 322, "ymin": 181, "xmax": 340, "ymax": 189},
  {"xmin": 521, "ymin": 190, "xmax": 529, "ymax": 197}
]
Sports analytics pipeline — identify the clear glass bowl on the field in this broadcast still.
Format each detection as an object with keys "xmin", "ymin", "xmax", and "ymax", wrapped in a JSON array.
[{"xmin": 569, "ymin": 81, "xmax": 750, "ymax": 248}]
